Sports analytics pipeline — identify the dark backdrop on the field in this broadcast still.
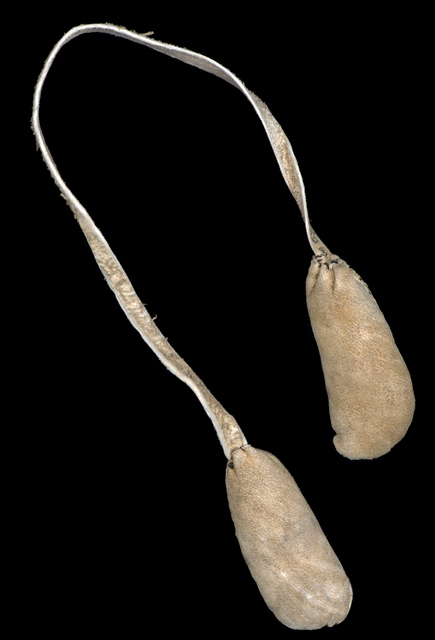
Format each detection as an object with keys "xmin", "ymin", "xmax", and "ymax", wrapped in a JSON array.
[{"xmin": 16, "ymin": 6, "xmax": 429, "ymax": 636}]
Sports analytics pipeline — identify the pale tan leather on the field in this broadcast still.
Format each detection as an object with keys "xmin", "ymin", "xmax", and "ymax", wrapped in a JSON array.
[
  {"xmin": 226, "ymin": 446, "xmax": 352, "ymax": 630},
  {"xmin": 306, "ymin": 256, "xmax": 415, "ymax": 459}
]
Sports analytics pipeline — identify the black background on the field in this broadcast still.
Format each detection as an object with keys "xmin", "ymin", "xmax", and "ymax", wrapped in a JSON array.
[{"xmin": 15, "ymin": 4, "xmax": 429, "ymax": 636}]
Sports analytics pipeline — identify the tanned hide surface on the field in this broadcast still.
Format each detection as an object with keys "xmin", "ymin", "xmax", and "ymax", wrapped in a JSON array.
[
  {"xmin": 225, "ymin": 445, "xmax": 352, "ymax": 630},
  {"xmin": 306, "ymin": 256, "xmax": 415, "ymax": 459}
]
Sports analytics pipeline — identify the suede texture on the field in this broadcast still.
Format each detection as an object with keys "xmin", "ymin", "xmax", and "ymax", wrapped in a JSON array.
[
  {"xmin": 226, "ymin": 446, "xmax": 352, "ymax": 630},
  {"xmin": 306, "ymin": 256, "xmax": 415, "ymax": 459}
]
